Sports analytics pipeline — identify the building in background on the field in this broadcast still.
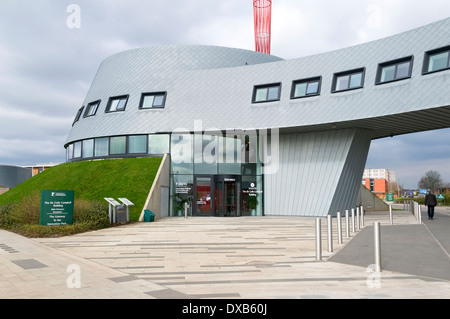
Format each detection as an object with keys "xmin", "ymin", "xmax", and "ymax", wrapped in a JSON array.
[
  {"xmin": 362, "ymin": 169, "xmax": 398, "ymax": 198},
  {"xmin": 24, "ymin": 163, "xmax": 60, "ymax": 177},
  {"xmin": 0, "ymin": 165, "xmax": 32, "ymax": 194}
]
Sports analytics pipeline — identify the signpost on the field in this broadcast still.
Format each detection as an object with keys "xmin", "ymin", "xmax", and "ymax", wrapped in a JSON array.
[
  {"xmin": 118, "ymin": 198, "xmax": 134, "ymax": 222},
  {"xmin": 386, "ymin": 193, "xmax": 395, "ymax": 202},
  {"xmin": 437, "ymin": 194, "xmax": 445, "ymax": 205},
  {"xmin": 40, "ymin": 190, "xmax": 74, "ymax": 226},
  {"xmin": 104, "ymin": 198, "xmax": 122, "ymax": 224}
]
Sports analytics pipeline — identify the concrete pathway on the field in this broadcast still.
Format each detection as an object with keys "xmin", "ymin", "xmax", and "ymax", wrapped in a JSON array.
[{"xmin": 0, "ymin": 207, "xmax": 449, "ymax": 299}]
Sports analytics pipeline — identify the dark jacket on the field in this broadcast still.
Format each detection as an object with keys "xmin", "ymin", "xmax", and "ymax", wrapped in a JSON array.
[{"xmin": 425, "ymin": 193, "xmax": 437, "ymax": 206}]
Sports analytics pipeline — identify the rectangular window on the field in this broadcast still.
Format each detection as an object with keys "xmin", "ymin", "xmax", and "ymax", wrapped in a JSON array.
[
  {"xmin": 291, "ymin": 77, "xmax": 321, "ymax": 99},
  {"xmin": 149, "ymin": 134, "xmax": 170, "ymax": 155},
  {"xmin": 423, "ymin": 46, "xmax": 450, "ymax": 74},
  {"xmin": 84, "ymin": 100, "xmax": 101, "ymax": 117},
  {"xmin": 72, "ymin": 106, "xmax": 84, "ymax": 125},
  {"xmin": 139, "ymin": 92, "xmax": 167, "ymax": 109},
  {"xmin": 106, "ymin": 95, "xmax": 129, "ymax": 113},
  {"xmin": 376, "ymin": 56, "xmax": 413, "ymax": 84},
  {"xmin": 252, "ymin": 83, "xmax": 281, "ymax": 103},
  {"xmin": 82, "ymin": 139, "xmax": 94, "ymax": 158},
  {"xmin": 332, "ymin": 68, "xmax": 365, "ymax": 93},
  {"xmin": 95, "ymin": 137, "xmax": 109, "ymax": 157},
  {"xmin": 73, "ymin": 141, "xmax": 82, "ymax": 158},
  {"xmin": 128, "ymin": 135, "xmax": 147, "ymax": 154},
  {"xmin": 110, "ymin": 136, "xmax": 126, "ymax": 155}
]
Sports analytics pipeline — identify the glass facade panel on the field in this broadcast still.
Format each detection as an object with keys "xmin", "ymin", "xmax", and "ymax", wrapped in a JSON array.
[
  {"xmin": 194, "ymin": 134, "xmax": 218, "ymax": 175},
  {"xmin": 170, "ymin": 174, "xmax": 193, "ymax": 217},
  {"xmin": 171, "ymin": 134, "xmax": 193, "ymax": 174},
  {"xmin": 349, "ymin": 73, "xmax": 362, "ymax": 88},
  {"xmin": 294, "ymin": 82, "xmax": 307, "ymax": 97},
  {"xmin": 110, "ymin": 136, "xmax": 126, "ymax": 155},
  {"xmin": 67, "ymin": 144, "xmax": 74, "ymax": 160},
  {"xmin": 267, "ymin": 86, "xmax": 280, "ymax": 100},
  {"xmin": 148, "ymin": 134, "xmax": 170, "ymax": 155},
  {"xmin": 381, "ymin": 65, "xmax": 396, "ymax": 82},
  {"xmin": 95, "ymin": 137, "xmax": 109, "ymax": 157},
  {"xmin": 82, "ymin": 139, "xmax": 94, "ymax": 158},
  {"xmin": 128, "ymin": 135, "xmax": 147, "ymax": 154},
  {"xmin": 255, "ymin": 88, "xmax": 267, "ymax": 102},
  {"xmin": 141, "ymin": 95, "xmax": 154, "ymax": 108},
  {"xmin": 336, "ymin": 75, "xmax": 349, "ymax": 91},
  {"xmin": 396, "ymin": 61, "xmax": 411, "ymax": 79},
  {"xmin": 73, "ymin": 141, "xmax": 82, "ymax": 158},
  {"xmin": 306, "ymin": 81, "xmax": 319, "ymax": 95},
  {"xmin": 429, "ymin": 51, "xmax": 449, "ymax": 72}
]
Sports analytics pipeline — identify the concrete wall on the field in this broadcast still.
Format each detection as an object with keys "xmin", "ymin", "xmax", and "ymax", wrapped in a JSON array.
[
  {"xmin": 357, "ymin": 184, "xmax": 389, "ymax": 212},
  {"xmin": 139, "ymin": 154, "xmax": 171, "ymax": 221}
]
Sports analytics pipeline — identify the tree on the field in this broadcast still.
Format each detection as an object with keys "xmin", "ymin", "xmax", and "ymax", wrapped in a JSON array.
[{"xmin": 418, "ymin": 170, "xmax": 444, "ymax": 193}]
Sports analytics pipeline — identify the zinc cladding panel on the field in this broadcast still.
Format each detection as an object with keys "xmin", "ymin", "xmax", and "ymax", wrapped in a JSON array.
[
  {"xmin": 264, "ymin": 129, "xmax": 362, "ymax": 217},
  {"xmin": 67, "ymin": 18, "xmax": 450, "ymax": 145}
]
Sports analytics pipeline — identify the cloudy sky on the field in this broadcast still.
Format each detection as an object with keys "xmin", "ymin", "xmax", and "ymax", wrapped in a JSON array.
[{"xmin": 0, "ymin": 0, "xmax": 449, "ymax": 189}]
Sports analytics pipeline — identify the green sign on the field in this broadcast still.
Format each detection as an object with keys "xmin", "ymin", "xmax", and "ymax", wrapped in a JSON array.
[
  {"xmin": 386, "ymin": 193, "xmax": 395, "ymax": 201},
  {"xmin": 437, "ymin": 194, "xmax": 445, "ymax": 200},
  {"xmin": 40, "ymin": 190, "xmax": 74, "ymax": 226}
]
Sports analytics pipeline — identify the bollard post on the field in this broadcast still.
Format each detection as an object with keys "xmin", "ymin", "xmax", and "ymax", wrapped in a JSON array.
[
  {"xmin": 418, "ymin": 204, "xmax": 422, "ymax": 224},
  {"xmin": 327, "ymin": 215, "xmax": 333, "ymax": 253},
  {"xmin": 374, "ymin": 222, "xmax": 382, "ymax": 272},
  {"xmin": 345, "ymin": 210, "xmax": 350, "ymax": 238},
  {"xmin": 184, "ymin": 202, "xmax": 188, "ymax": 219},
  {"xmin": 361, "ymin": 205, "xmax": 365, "ymax": 226},
  {"xmin": 337, "ymin": 212, "xmax": 342, "ymax": 244},
  {"xmin": 351, "ymin": 208, "xmax": 355, "ymax": 233},
  {"xmin": 389, "ymin": 204, "xmax": 393, "ymax": 225},
  {"xmin": 316, "ymin": 218, "xmax": 322, "ymax": 261},
  {"xmin": 356, "ymin": 207, "xmax": 360, "ymax": 230}
]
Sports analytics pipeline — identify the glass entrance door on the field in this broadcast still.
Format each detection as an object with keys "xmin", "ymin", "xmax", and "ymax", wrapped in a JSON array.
[
  {"xmin": 194, "ymin": 177, "xmax": 213, "ymax": 216},
  {"xmin": 214, "ymin": 176, "xmax": 240, "ymax": 217}
]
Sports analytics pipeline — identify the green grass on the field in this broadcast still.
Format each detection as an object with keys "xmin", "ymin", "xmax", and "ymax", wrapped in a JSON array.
[{"xmin": 0, "ymin": 157, "xmax": 162, "ymax": 222}]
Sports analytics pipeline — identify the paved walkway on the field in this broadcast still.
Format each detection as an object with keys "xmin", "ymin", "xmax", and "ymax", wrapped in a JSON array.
[{"xmin": 0, "ymin": 207, "xmax": 449, "ymax": 299}]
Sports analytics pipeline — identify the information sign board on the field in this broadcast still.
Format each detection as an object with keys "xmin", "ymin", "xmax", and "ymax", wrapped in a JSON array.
[{"xmin": 40, "ymin": 190, "xmax": 74, "ymax": 226}]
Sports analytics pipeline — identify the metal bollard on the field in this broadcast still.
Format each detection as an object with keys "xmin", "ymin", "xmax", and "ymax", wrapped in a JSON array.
[
  {"xmin": 345, "ymin": 210, "xmax": 350, "ymax": 238},
  {"xmin": 327, "ymin": 215, "xmax": 333, "ymax": 253},
  {"xmin": 418, "ymin": 204, "xmax": 422, "ymax": 224},
  {"xmin": 356, "ymin": 207, "xmax": 360, "ymax": 230},
  {"xmin": 389, "ymin": 204, "xmax": 393, "ymax": 225},
  {"xmin": 374, "ymin": 222, "xmax": 382, "ymax": 272},
  {"xmin": 316, "ymin": 218, "xmax": 322, "ymax": 261},
  {"xmin": 337, "ymin": 212, "xmax": 343, "ymax": 244},
  {"xmin": 184, "ymin": 202, "xmax": 189, "ymax": 219},
  {"xmin": 351, "ymin": 208, "xmax": 355, "ymax": 233},
  {"xmin": 361, "ymin": 205, "xmax": 365, "ymax": 226}
]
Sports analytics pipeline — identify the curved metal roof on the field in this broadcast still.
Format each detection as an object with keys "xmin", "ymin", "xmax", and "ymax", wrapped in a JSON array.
[{"xmin": 66, "ymin": 18, "xmax": 450, "ymax": 146}]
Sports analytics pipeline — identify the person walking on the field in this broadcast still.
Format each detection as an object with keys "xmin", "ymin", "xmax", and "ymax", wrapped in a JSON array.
[{"xmin": 425, "ymin": 189, "xmax": 437, "ymax": 220}]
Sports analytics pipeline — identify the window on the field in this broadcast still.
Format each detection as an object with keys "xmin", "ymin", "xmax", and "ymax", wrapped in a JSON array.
[
  {"xmin": 252, "ymin": 83, "xmax": 281, "ymax": 103},
  {"xmin": 128, "ymin": 135, "xmax": 147, "ymax": 154},
  {"xmin": 332, "ymin": 68, "xmax": 365, "ymax": 92},
  {"xmin": 73, "ymin": 141, "xmax": 82, "ymax": 158},
  {"xmin": 84, "ymin": 100, "xmax": 101, "ymax": 117},
  {"xmin": 95, "ymin": 137, "xmax": 109, "ymax": 157},
  {"xmin": 110, "ymin": 136, "xmax": 126, "ymax": 155},
  {"xmin": 291, "ymin": 77, "xmax": 321, "ymax": 99},
  {"xmin": 72, "ymin": 106, "xmax": 84, "ymax": 125},
  {"xmin": 376, "ymin": 56, "xmax": 413, "ymax": 84},
  {"xmin": 106, "ymin": 95, "xmax": 129, "ymax": 113},
  {"xmin": 148, "ymin": 134, "xmax": 170, "ymax": 155},
  {"xmin": 82, "ymin": 139, "xmax": 94, "ymax": 158},
  {"xmin": 423, "ymin": 45, "xmax": 450, "ymax": 74},
  {"xmin": 139, "ymin": 92, "xmax": 167, "ymax": 109}
]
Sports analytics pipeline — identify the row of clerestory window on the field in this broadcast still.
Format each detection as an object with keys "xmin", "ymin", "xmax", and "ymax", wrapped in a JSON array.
[
  {"xmin": 73, "ymin": 45, "xmax": 450, "ymax": 124},
  {"xmin": 251, "ymin": 44, "xmax": 450, "ymax": 103},
  {"xmin": 73, "ymin": 92, "xmax": 167, "ymax": 125}
]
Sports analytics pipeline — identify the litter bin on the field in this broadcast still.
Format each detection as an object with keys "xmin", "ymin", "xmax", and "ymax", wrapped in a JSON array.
[{"xmin": 144, "ymin": 209, "xmax": 155, "ymax": 222}]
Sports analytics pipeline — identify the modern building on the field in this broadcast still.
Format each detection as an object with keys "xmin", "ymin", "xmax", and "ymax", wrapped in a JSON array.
[
  {"xmin": 363, "ymin": 169, "xmax": 397, "ymax": 185},
  {"xmin": 24, "ymin": 163, "xmax": 60, "ymax": 177},
  {"xmin": 0, "ymin": 165, "xmax": 32, "ymax": 194},
  {"xmin": 65, "ymin": 18, "xmax": 450, "ymax": 218}
]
